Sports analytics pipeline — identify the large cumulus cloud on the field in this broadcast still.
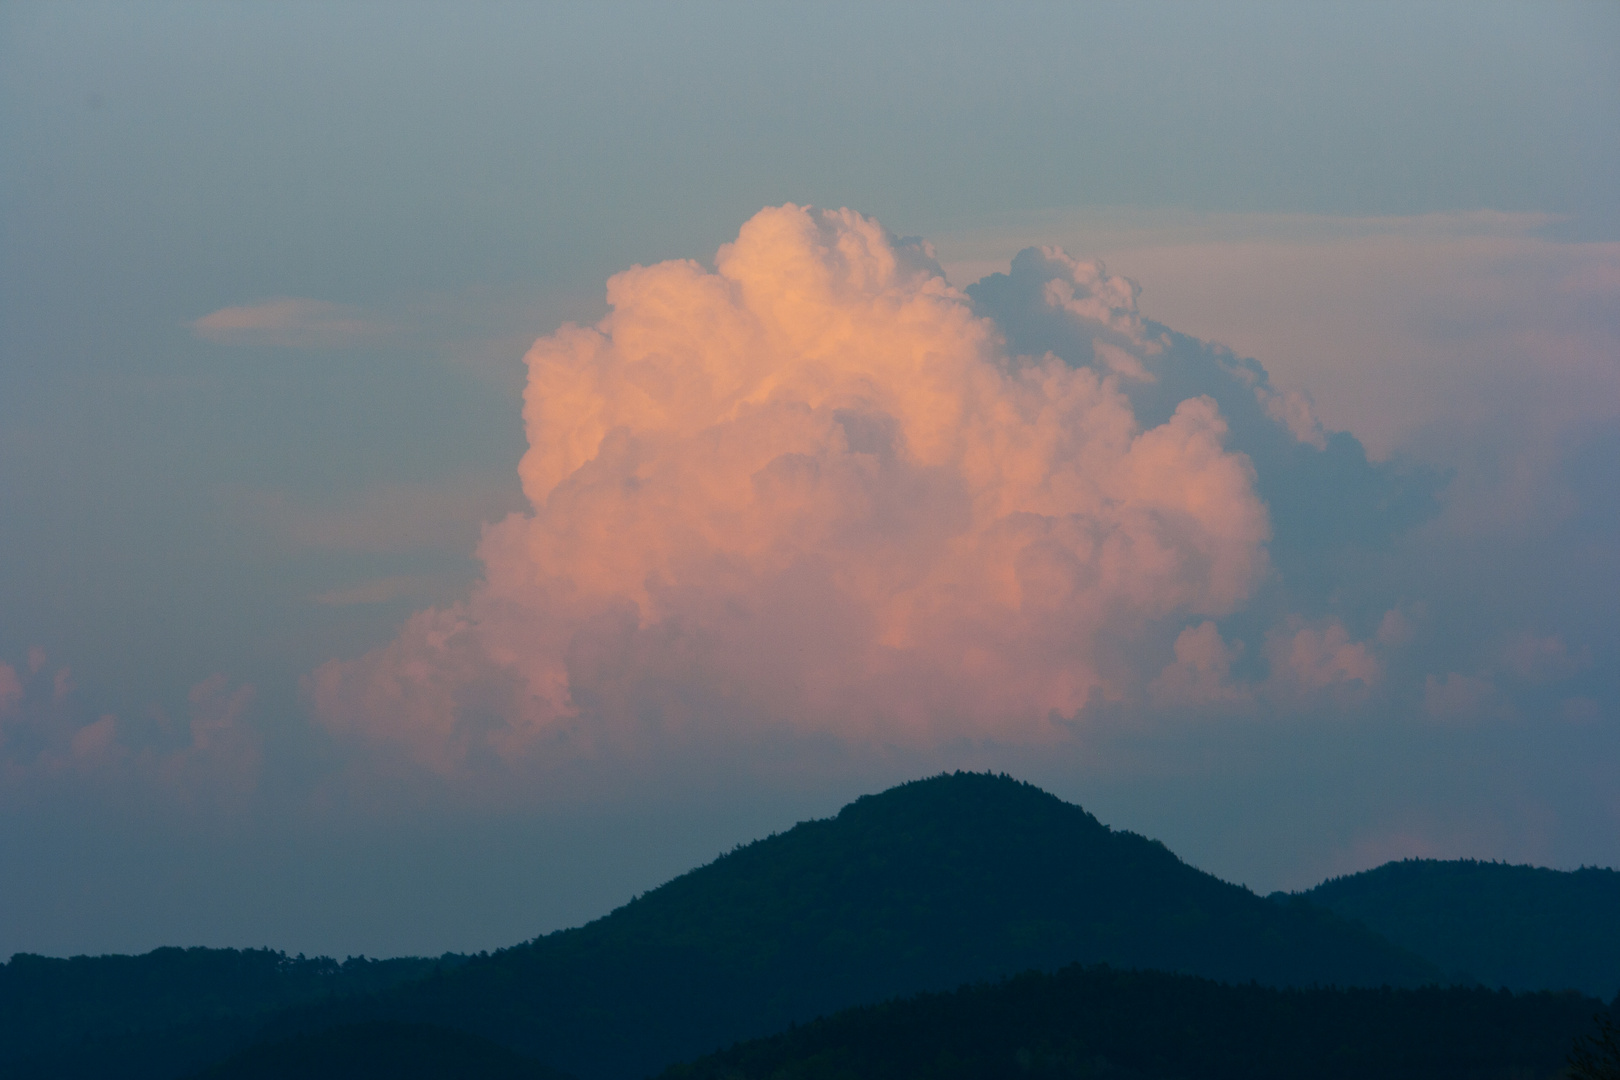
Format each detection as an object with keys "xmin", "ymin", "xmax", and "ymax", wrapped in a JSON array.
[
  {"xmin": 310, "ymin": 206, "xmax": 1291, "ymax": 771},
  {"xmin": 968, "ymin": 247, "xmax": 1441, "ymax": 586}
]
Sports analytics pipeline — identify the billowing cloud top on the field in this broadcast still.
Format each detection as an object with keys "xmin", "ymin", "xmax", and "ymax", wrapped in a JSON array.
[{"xmin": 311, "ymin": 206, "xmax": 1311, "ymax": 772}]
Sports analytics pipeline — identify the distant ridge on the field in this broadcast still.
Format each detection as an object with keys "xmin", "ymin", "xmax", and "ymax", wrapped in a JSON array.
[
  {"xmin": 5, "ymin": 773, "xmax": 1448, "ymax": 1080},
  {"xmin": 298, "ymin": 772, "xmax": 1437, "ymax": 1079},
  {"xmin": 1300, "ymin": 858, "xmax": 1620, "ymax": 997},
  {"xmin": 659, "ymin": 963, "xmax": 1610, "ymax": 1080},
  {"xmin": 0, "ymin": 949, "xmax": 466, "ymax": 1080},
  {"xmin": 187, "ymin": 1021, "xmax": 569, "ymax": 1080}
]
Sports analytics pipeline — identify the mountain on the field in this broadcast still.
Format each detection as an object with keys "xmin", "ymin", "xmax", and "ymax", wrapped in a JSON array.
[
  {"xmin": 661, "ymin": 963, "xmax": 1612, "ymax": 1080},
  {"xmin": 187, "ymin": 1021, "xmax": 570, "ymax": 1080},
  {"xmin": 248, "ymin": 772, "xmax": 1436, "ymax": 1079},
  {"xmin": 1299, "ymin": 859, "xmax": 1620, "ymax": 997},
  {"xmin": 0, "ymin": 947, "xmax": 465, "ymax": 1080}
]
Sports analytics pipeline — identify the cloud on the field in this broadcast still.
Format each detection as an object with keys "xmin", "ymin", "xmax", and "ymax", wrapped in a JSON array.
[
  {"xmin": 1500, "ymin": 632, "xmax": 1589, "ymax": 683},
  {"xmin": 1267, "ymin": 619, "xmax": 1381, "ymax": 697},
  {"xmin": 0, "ymin": 650, "xmax": 259, "ymax": 811},
  {"xmin": 0, "ymin": 663, "xmax": 20, "ymax": 715},
  {"xmin": 312, "ymin": 205, "xmax": 1278, "ymax": 773},
  {"xmin": 317, "ymin": 206, "xmax": 1607, "ymax": 794},
  {"xmin": 1148, "ymin": 622, "xmax": 1250, "ymax": 710},
  {"xmin": 936, "ymin": 210, "xmax": 1620, "ymax": 465},
  {"xmin": 1257, "ymin": 386, "xmax": 1327, "ymax": 451},
  {"xmin": 966, "ymin": 246, "xmax": 1444, "ymax": 587},
  {"xmin": 1424, "ymin": 672, "xmax": 1501, "ymax": 723},
  {"xmin": 193, "ymin": 298, "xmax": 388, "ymax": 348},
  {"xmin": 1376, "ymin": 607, "xmax": 1416, "ymax": 648}
]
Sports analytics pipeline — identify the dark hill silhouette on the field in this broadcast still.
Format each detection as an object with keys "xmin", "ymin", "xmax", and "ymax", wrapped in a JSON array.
[
  {"xmin": 187, "ymin": 1021, "xmax": 570, "ymax": 1080},
  {"xmin": 0, "ymin": 947, "xmax": 466, "ymax": 1080},
  {"xmin": 661, "ymin": 963, "xmax": 1613, "ymax": 1080},
  {"xmin": 261, "ymin": 772, "xmax": 1436, "ymax": 1079},
  {"xmin": 1299, "ymin": 858, "xmax": 1620, "ymax": 997}
]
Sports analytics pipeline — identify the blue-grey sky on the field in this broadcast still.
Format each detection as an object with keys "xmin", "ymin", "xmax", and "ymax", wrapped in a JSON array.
[{"xmin": 1, "ymin": 2, "xmax": 1616, "ymax": 959}]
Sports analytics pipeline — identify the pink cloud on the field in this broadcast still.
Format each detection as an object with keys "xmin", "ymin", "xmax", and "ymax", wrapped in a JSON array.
[
  {"xmin": 1266, "ymin": 619, "xmax": 1380, "ymax": 699},
  {"xmin": 1148, "ymin": 622, "xmax": 1250, "ymax": 710},
  {"xmin": 1376, "ymin": 607, "xmax": 1416, "ymax": 648},
  {"xmin": 1500, "ymin": 632, "xmax": 1589, "ymax": 682},
  {"xmin": 312, "ymin": 205, "xmax": 1272, "ymax": 773},
  {"xmin": 70, "ymin": 715, "xmax": 118, "ymax": 758},
  {"xmin": 939, "ymin": 210, "xmax": 1620, "ymax": 466},
  {"xmin": 1037, "ymin": 249, "xmax": 1161, "ymax": 349},
  {"xmin": 0, "ymin": 663, "xmax": 20, "ymax": 716},
  {"xmin": 0, "ymin": 657, "xmax": 260, "ymax": 812},
  {"xmin": 1257, "ymin": 385, "xmax": 1327, "ymax": 450},
  {"xmin": 1423, "ymin": 672, "xmax": 1499, "ymax": 723},
  {"xmin": 187, "ymin": 674, "xmax": 255, "ymax": 751},
  {"xmin": 192, "ymin": 298, "xmax": 386, "ymax": 348}
]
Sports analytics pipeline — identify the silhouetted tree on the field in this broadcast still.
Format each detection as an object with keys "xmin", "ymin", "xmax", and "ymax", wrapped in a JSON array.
[{"xmin": 1568, "ymin": 1012, "xmax": 1620, "ymax": 1080}]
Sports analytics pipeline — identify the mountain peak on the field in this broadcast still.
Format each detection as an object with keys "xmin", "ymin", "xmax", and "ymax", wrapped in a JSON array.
[
  {"xmin": 840, "ymin": 770, "xmax": 1100, "ymax": 821},
  {"xmin": 377, "ymin": 774, "xmax": 1435, "ymax": 1078}
]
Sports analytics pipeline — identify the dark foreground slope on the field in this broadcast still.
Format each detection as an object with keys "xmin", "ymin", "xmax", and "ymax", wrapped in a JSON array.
[
  {"xmin": 275, "ymin": 773, "xmax": 1435, "ymax": 1079},
  {"xmin": 1300, "ymin": 859, "xmax": 1620, "ymax": 997},
  {"xmin": 0, "ymin": 948, "xmax": 465, "ymax": 1080},
  {"xmin": 664, "ymin": 964, "xmax": 1614, "ymax": 1080},
  {"xmin": 188, "ymin": 1021, "xmax": 570, "ymax": 1080}
]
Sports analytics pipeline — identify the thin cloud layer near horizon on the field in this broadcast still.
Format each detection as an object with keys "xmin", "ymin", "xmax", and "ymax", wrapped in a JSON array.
[{"xmin": 1, "ymin": 2, "xmax": 1616, "ymax": 960}]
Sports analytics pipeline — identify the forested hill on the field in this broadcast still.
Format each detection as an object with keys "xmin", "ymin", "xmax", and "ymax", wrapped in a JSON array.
[
  {"xmin": 188, "ymin": 1021, "xmax": 570, "ymax": 1080},
  {"xmin": 661, "ymin": 963, "xmax": 1614, "ymax": 1080},
  {"xmin": 1300, "ymin": 859, "xmax": 1620, "ymax": 997},
  {"xmin": 0, "ymin": 947, "xmax": 466, "ymax": 1079},
  {"xmin": 274, "ymin": 772, "xmax": 1436, "ymax": 1080}
]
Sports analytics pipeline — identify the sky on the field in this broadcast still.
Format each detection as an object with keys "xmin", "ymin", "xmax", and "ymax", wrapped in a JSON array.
[{"xmin": 1, "ymin": 1, "xmax": 1617, "ymax": 960}]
